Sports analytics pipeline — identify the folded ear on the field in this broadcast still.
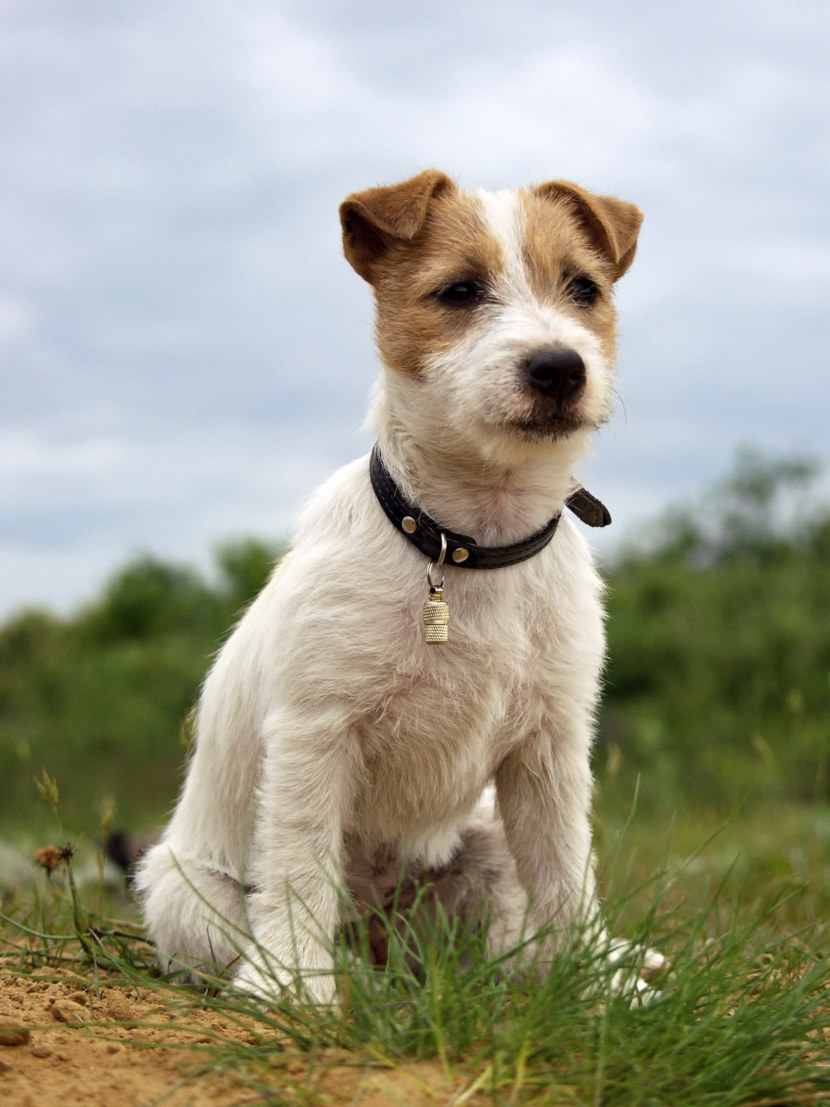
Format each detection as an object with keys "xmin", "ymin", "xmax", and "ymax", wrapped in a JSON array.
[
  {"xmin": 533, "ymin": 180, "xmax": 643, "ymax": 280},
  {"xmin": 339, "ymin": 170, "xmax": 457, "ymax": 283}
]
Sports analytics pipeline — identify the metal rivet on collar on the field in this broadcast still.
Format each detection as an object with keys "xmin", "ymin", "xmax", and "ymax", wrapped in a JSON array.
[
  {"xmin": 402, "ymin": 515, "xmax": 417, "ymax": 534},
  {"xmin": 451, "ymin": 547, "xmax": 469, "ymax": 563}
]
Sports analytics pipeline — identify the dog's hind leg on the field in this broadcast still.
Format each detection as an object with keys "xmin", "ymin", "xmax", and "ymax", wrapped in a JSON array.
[
  {"xmin": 406, "ymin": 796, "xmax": 531, "ymax": 963},
  {"xmin": 134, "ymin": 842, "xmax": 250, "ymax": 981},
  {"xmin": 439, "ymin": 807, "xmax": 530, "ymax": 957}
]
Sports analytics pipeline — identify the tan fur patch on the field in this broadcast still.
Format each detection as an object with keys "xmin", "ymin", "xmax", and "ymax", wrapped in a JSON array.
[
  {"xmin": 369, "ymin": 191, "xmax": 504, "ymax": 376},
  {"xmin": 520, "ymin": 189, "xmax": 619, "ymax": 361}
]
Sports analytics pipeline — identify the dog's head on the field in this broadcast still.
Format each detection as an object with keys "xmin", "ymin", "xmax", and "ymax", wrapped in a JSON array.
[{"xmin": 340, "ymin": 171, "xmax": 641, "ymax": 465}]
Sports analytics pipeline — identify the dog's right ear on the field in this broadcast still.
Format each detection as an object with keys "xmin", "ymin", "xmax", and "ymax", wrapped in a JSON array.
[{"xmin": 340, "ymin": 170, "xmax": 456, "ymax": 283}]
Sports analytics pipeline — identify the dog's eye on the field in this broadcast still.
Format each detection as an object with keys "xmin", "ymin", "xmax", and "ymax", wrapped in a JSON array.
[
  {"xmin": 435, "ymin": 280, "xmax": 483, "ymax": 306},
  {"xmin": 568, "ymin": 276, "xmax": 600, "ymax": 307}
]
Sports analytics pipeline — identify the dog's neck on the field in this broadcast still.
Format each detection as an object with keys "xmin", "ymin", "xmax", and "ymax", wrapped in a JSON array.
[{"xmin": 370, "ymin": 381, "xmax": 593, "ymax": 546}]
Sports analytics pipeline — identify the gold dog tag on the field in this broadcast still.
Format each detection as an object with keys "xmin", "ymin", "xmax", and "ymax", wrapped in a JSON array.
[
  {"xmin": 423, "ymin": 586, "xmax": 449, "ymax": 643},
  {"xmin": 423, "ymin": 533, "xmax": 449, "ymax": 644}
]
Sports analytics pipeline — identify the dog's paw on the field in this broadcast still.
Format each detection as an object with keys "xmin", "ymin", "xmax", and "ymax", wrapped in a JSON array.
[
  {"xmin": 233, "ymin": 958, "xmax": 338, "ymax": 1008},
  {"xmin": 606, "ymin": 940, "xmax": 668, "ymax": 1006}
]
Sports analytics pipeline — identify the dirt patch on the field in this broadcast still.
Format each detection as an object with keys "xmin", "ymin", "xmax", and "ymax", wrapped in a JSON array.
[{"xmin": 0, "ymin": 967, "xmax": 488, "ymax": 1106}]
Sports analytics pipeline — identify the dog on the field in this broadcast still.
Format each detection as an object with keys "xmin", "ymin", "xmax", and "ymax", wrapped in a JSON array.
[{"xmin": 135, "ymin": 170, "xmax": 663, "ymax": 1004}]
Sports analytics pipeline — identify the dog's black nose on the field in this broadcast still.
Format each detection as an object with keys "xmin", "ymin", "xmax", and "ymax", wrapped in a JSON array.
[{"xmin": 525, "ymin": 346, "xmax": 586, "ymax": 404}]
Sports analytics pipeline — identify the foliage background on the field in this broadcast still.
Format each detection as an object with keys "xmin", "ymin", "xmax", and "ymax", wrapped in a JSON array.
[{"xmin": 1, "ymin": 448, "xmax": 828, "ymax": 841}]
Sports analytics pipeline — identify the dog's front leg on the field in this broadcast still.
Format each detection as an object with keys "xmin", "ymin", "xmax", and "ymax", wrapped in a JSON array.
[
  {"xmin": 496, "ymin": 734, "xmax": 667, "ymax": 999},
  {"xmin": 495, "ymin": 731, "xmax": 599, "ymax": 956},
  {"xmin": 233, "ymin": 708, "xmax": 358, "ymax": 1007}
]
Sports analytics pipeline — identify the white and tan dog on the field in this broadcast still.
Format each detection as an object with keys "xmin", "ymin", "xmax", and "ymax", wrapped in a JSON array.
[{"xmin": 136, "ymin": 170, "xmax": 661, "ymax": 1003}]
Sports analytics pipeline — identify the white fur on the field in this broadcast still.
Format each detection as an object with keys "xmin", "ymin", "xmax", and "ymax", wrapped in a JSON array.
[{"xmin": 135, "ymin": 180, "xmax": 661, "ymax": 1005}]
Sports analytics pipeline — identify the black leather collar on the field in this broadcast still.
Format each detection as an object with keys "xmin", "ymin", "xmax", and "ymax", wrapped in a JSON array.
[{"xmin": 369, "ymin": 444, "xmax": 611, "ymax": 570}]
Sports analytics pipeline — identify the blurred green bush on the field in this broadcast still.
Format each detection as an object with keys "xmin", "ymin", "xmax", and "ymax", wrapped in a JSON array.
[
  {"xmin": 602, "ymin": 446, "xmax": 830, "ymax": 810},
  {"xmin": 1, "ymin": 449, "xmax": 827, "ymax": 837}
]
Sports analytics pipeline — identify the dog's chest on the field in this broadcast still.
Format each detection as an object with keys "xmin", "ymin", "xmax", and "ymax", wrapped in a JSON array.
[{"xmin": 346, "ymin": 578, "xmax": 549, "ymax": 833}]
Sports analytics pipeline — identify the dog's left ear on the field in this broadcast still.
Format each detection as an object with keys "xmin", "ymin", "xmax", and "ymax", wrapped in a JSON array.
[
  {"xmin": 340, "ymin": 170, "xmax": 457, "ymax": 283},
  {"xmin": 533, "ymin": 181, "xmax": 643, "ymax": 280}
]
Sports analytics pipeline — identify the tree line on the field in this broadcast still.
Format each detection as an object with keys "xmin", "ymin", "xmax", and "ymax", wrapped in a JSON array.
[{"xmin": 1, "ymin": 449, "xmax": 827, "ymax": 837}]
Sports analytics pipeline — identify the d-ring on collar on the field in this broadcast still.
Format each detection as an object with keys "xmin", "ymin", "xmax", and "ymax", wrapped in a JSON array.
[{"xmin": 369, "ymin": 444, "xmax": 611, "ymax": 570}]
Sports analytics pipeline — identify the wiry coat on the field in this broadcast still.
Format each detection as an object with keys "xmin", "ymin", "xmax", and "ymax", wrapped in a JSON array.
[{"xmin": 136, "ymin": 170, "xmax": 653, "ymax": 1003}]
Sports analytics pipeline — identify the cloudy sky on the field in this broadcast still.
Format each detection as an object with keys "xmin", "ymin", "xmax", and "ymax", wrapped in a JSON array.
[{"xmin": 2, "ymin": 0, "xmax": 828, "ymax": 617}]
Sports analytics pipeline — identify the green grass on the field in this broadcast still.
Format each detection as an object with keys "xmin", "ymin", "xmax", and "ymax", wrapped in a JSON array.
[{"xmin": 3, "ymin": 805, "xmax": 828, "ymax": 1105}]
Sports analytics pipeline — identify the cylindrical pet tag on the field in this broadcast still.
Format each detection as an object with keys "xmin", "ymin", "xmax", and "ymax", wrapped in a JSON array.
[{"xmin": 423, "ymin": 586, "xmax": 449, "ymax": 643}]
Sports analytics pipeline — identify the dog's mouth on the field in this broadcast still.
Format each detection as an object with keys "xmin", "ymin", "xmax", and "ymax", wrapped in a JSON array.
[{"xmin": 507, "ymin": 398, "xmax": 589, "ymax": 441}]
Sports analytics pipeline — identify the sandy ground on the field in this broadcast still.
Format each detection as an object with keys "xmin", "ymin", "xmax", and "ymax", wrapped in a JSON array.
[{"xmin": 0, "ymin": 966, "xmax": 488, "ymax": 1106}]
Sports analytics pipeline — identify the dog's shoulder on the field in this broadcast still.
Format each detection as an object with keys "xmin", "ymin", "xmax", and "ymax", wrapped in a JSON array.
[{"xmin": 240, "ymin": 452, "xmax": 404, "ymax": 634}]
